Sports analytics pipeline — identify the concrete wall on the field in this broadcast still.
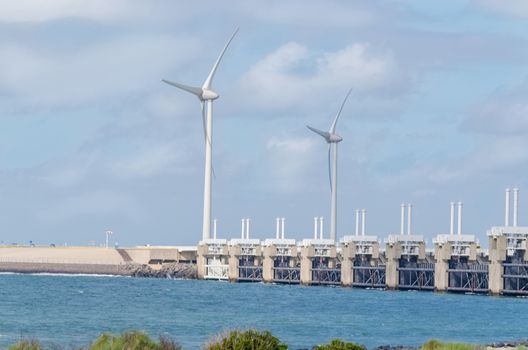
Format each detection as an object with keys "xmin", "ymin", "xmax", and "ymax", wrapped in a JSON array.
[
  {"xmin": 0, "ymin": 262, "xmax": 129, "ymax": 275},
  {"xmin": 0, "ymin": 247, "xmax": 124, "ymax": 264},
  {"xmin": 123, "ymin": 248, "xmax": 181, "ymax": 264}
]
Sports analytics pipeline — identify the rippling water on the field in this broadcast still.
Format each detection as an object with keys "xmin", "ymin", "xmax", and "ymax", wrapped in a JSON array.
[{"xmin": 0, "ymin": 274, "xmax": 526, "ymax": 349}]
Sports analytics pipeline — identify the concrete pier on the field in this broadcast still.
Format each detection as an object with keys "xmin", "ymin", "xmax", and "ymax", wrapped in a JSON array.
[
  {"xmin": 228, "ymin": 239, "xmax": 263, "ymax": 282},
  {"xmin": 7, "ymin": 223, "xmax": 528, "ymax": 297},
  {"xmin": 262, "ymin": 239, "xmax": 300, "ymax": 284},
  {"xmin": 300, "ymin": 239, "xmax": 339, "ymax": 285},
  {"xmin": 197, "ymin": 239, "xmax": 229, "ymax": 280},
  {"xmin": 433, "ymin": 235, "xmax": 485, "ymax": 293},
  {"xmin": 340, "ymin": 236, "xmax": 383, "ymax": 288},
  {"xmin": 488, "ymin": 226, "xmax": 528, "ymax": 295},
  {"xmin": 187, "ymin": 227, "xmax": 528, "ymax": 296},
  {"xmin": 385, "ymin": 235, "xmax": 430, "ymax": 290}
]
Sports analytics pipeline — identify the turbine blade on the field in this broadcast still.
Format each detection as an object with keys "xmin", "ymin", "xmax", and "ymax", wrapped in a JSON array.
[
  {"xmin": 202, "ymin": 28, "xmax": 239, "ymax": 90},
  {"xmin": 328, "ymin": 144, "xmax": 332, "ymax": 191},
  {"xmin": 329, "ymin": 88, "xmax": 353, "ymax": 134},
  {"xmin": 307, "ymin": 125, "xmax": 331, "ymax": 141},
  {"xmin": 162, "ymin": 79, "xmax": 202, "ymax": 97}
]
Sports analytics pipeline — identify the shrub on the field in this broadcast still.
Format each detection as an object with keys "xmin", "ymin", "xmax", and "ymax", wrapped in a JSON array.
[
  {"xmin": 420, "ymin": 339, "xmax": 478, "ymax": 350},
  {"xmin": 7, "ymin": 340, "xmax": 42, "ymax": 350},
  {"xmin": 313, "ymin": 339, "xmax": 366, "ymax": 350},
  {"xmin": 158, "ymin": 336, "xmax": 182, "ymax": 350},
  {"xmin": 88, "ymin": 331, "xmax": 181, "ymax": 350},
  {"xmin": 203, "ymin": 329, "xmax": 287, "ymax": 350}
]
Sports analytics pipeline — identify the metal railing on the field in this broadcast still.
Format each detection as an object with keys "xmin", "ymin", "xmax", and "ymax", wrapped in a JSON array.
[
  {"xmin": 398, "ymin": 263, "xmax": 435, "ymax": 290},
  {"xmin": 239, "ymin": 266, "xmax": 263, "ymax": 281},
  {"xmin": 204, "ymin": 264, "xmax": 229, "ymax": 280},
  {"xmin": 273, "ymin": 267, "xmax": 300, "ymax": 283},
  {"xmin": 503, "ymin": 263, "xmax": 528, "ymax": 294},
  {"xmin": 312, "ymin": 267, "xmax": 341, "ymax": 285},
  {"xmin": 448, "ymin": 263, "xmax": 489, "ymax": 293},
  {"xmin": 352, "ymin": 265, "xmax": 386, "ymax": 288}
]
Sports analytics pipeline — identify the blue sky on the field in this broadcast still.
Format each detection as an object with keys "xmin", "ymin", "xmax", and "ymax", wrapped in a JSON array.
[{"xmin": 0, "ymin": 0, "xmax": 527, "ymax": 247}]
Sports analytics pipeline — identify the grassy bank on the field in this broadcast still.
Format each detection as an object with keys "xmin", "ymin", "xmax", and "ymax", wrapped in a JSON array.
[{"xmin": 7, "ymin": 330, "xmax": 526, "ymax": 350}]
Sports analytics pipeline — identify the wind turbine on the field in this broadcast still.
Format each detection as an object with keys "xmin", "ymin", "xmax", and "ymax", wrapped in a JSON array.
[
  {"xmin": 307, "ymin": 89, "xmax": 352, "ymax": 242},
  {"xmin": 162, "ymin": 28, "xmax": 239, "ymax": 241}
]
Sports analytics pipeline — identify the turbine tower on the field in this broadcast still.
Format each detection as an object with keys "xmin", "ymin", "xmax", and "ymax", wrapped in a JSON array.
[
  {"xmin": 162, "ymin": 29, "xmax": 238, "ymax": 241},
  {"xmin": 307, "ymin": 89, "xmax": 352, "ymax": 242}
]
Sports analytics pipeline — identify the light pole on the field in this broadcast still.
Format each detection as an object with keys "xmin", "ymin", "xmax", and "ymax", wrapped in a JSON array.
[{"xmin": 105, "ymin": 230, "xmax": 113, "ymax": 248}]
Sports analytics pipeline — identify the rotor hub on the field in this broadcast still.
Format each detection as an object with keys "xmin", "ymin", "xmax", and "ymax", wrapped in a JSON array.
[
  {"xmin": 328, "ymin": 134, "xmax": 343, "ymax": 143},
  {"xmin": 201, "ymin": 89, "xmax": 219, "ymax": 101}
]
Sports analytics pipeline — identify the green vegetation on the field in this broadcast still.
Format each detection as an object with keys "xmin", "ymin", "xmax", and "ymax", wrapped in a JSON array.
[
  {"xmin": 88, "ymin": 331, "xmax": 181, "ymax": 350},
  {"xmin": 9, "ymin": 332, "xmax": 180, "ymax": 350},
  {"xmin": 6, "ymin": 331, "xmax": 527, "ymax": 350},
  {"xmin": 203, "ymin": 330, "xmax": 287, "ymax": 350},
  {"xmin": 313, "ymin": 339, "xmax": 367, "ymax": 350},
  {"xmin": 8, "ymin": 340, "xmax": 42, "ymax": 350},
  {"xmin": 420, "ymin": 339, "xmax": 480, "ymax": 350}
]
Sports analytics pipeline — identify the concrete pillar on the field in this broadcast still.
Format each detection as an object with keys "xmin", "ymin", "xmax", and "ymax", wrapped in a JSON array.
[
  {"xmin": 228, "ymin": 246, "xmax": 239, "ymax": 282},
  {"xmin": 434, "ymin": 243, "xmax": 451, "ymax": 292},
  {"xmin": 400, "ymin": 203, "xmax": 405, "ymax": 236},
  {"xmin": 513, "ymin": 188, "xmax": 519, "ymax": 227},
  {"xmin": 450, "ymin": 202, "xmax": 455, "ymax": 236},
  {"xmin": 361, "ymin": 209, "xmax": 366, "ymax": 236},
  {"xmin": 340, "ymin": 242, "xmax": 355, "ymax": 287},
  {"xmin": 371, "ymin": 242, "xmax": 380, "ymax": 260},
  {"xmin": 300, "ymin": 246, "xmax": 312, "ymax": 285},
  {"xmin": 505, "ymin": 188, "xmax": 511, "ymax": 227},
  {"xmin": 489, "ymin": 235, "xmax": 507, "ymax": 295},
  {"xmin": 418, "ymin": 242, "xmax": 426, "ymax": 260},
  {"xmin": 385, "ymin": 242, "xmax": 401, "ymax": 289},
  {"xmin": 196, "ymin": 244, "xmax": 207, "ymax": 279},
  {"xmin": 407, "ymin": 204, "xmax": 412, "ymax": 236},
  {"xmin": 262, "ymin": 246, "xmax": 275, "ymax": 283},
  {"xmin": 457, "ymin": 202, "xmax": 463, "ymax": 236}
]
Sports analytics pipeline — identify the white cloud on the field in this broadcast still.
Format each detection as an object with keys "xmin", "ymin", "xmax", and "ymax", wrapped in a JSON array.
[
  {"xmin": 37, "ymin": 190, "xmax": 142, "ymax": 222},
  {"xmin": 474, "ymin": 0, "xmax": 528, "ymax": 17},
  {"xmin": 41, "ymin": 151, "xmax": 100, "ymax": 187},
  {"xmin": 265, "ymin": 136, "xmax": 318, "ymax": 192},
  {"xmin": 0, "ymin": 0, "xmax": 130, "ymax": 23},
  {"xmin": 382, "ymin": 135, "xmax": 528, "ymax": 191},
  {"xmin": 109, "ymin": 143, "xmax": 187, "ymax": 178},
  {"xmin": 239, "ymin": 42, "xmax": 398, "ymax": 110},
  {"xmin": 0, "ymin": 34, "xmax": 201, "ymax": 108},
  {"xmin": 470, "ymin": 136, "xmax": 528, "ymax": 170},
  {"xmin": 244, "ymin": 0, "xmax": 375, "ymax": 27},
  {"xmin": 463, "ymin": 79, "xmax": 528, "ymax": 135}
]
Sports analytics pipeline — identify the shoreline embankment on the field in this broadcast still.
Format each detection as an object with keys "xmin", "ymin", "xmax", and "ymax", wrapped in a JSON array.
[
  {"xmin": 0, "ymin": 261, "xmax": 197, "ymax": 278},
  {"xmin": 0, "ymin": 246, "xmax": 198, "ymax": 278},
  {"xmin": 0, "ymin": 261, "xmax": 130, "ymax": 275}
]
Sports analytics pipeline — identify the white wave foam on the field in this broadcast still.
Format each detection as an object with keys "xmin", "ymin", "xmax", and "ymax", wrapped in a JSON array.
[{"xmin": 29, "ymin": 273, "xmax": 129, "ymax": 278}]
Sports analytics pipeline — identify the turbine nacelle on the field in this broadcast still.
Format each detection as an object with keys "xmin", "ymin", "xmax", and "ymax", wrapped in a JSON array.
[
  {"xmin": 201, "ymin": 89, "xmax": 219, "ymax": 101},
  {"xmin": 160, "ymin": 80, "xmax": 219, "ymax": 101},
  {"xmin": 328, "ymin": 134, "xmax": 342, "ymax": 143},
  {"xmin": 306, "ymin": 126, "xmax": 342, "ymax": 143}
]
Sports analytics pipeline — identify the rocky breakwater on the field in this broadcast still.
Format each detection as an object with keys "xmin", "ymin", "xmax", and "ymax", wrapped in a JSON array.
[{"xmin": 122, "ymin": 263, "xmax": 197, "ymax": 279}]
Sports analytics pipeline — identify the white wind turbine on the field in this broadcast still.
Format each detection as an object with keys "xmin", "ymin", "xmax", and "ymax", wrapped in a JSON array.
[
  {"xmin": 162, "ymin": 28, "xmax": 238, "ymax": 241},
  {"xmin": 307, "ymin": 89, "xmax": 352, "ymax": 242}
]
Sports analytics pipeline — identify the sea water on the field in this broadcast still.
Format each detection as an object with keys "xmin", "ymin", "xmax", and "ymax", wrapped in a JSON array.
[{"xmin": 0, "ymin": 274, "xmax": 526, "ymax": 349}]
